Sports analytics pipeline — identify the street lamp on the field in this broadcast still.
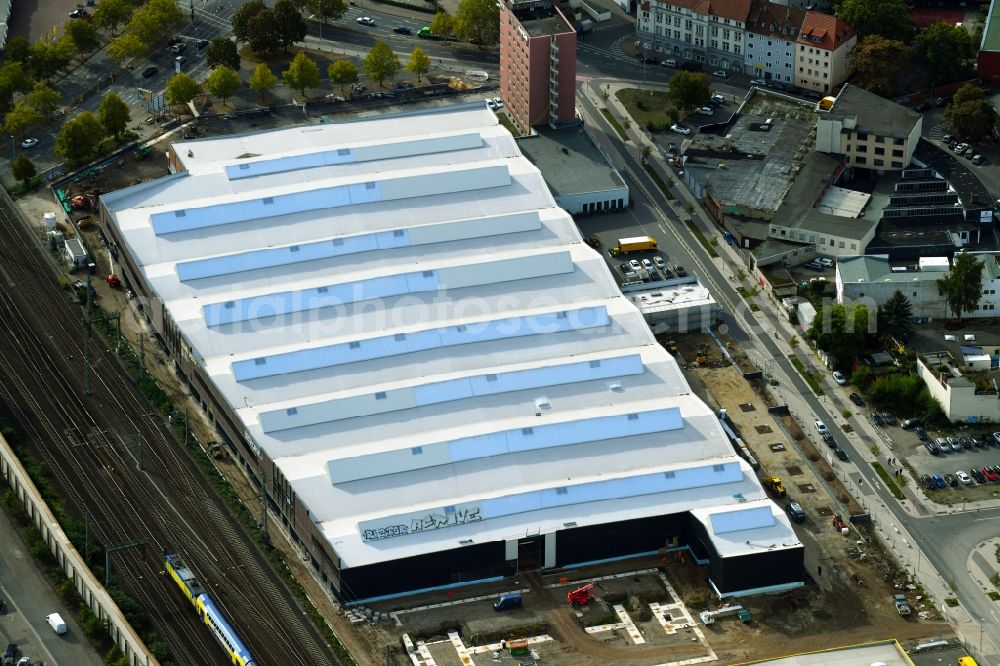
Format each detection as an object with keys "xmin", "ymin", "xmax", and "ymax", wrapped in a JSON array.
[{"xmin": 9, "ymin": 135, "xmax": 14, "ymax": 162}]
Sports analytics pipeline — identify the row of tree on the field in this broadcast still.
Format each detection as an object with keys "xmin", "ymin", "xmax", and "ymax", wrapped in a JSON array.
[{"xmin": 106, "ymin": 0, "xmax": 184, "ymax": 63}]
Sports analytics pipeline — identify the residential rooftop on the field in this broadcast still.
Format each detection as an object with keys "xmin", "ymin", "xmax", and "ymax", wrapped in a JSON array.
[
  {"xmin": 517, "ymin": 126, "xmax": 626, "ymax": 198},
  {"xmin": 796, "ymin": 10, "xmax": 854, "ymax": 51},
  {"xmin": 513, "ymin": 6, "xmax": 575, "ymax": 37}
]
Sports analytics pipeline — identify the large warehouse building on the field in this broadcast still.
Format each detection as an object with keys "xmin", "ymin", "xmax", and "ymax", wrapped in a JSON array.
[{"xmin": 99, "ymin": 104, "xmax": 803, "ymax": 602}]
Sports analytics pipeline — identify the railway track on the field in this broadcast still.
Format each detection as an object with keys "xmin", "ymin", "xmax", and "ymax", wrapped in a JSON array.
[{"xmin": 0, "ymin": 195, "xmax": 339, "ymax": 666}]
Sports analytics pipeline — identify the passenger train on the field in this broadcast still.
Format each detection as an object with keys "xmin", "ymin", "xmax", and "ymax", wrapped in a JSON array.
[{"xmin": 164, "ymin": 553, "xmax": 257, "ymax": 666}]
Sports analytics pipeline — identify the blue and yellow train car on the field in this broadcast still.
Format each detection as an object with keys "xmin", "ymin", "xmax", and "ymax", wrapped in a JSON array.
[{"xmin": 164, "ymin": 553, "xmax": 257, "ymax": 666}]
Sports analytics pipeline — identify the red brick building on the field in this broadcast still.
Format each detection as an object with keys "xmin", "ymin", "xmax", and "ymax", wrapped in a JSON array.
[{"xmin": 500, "ymin": 0, "xmax": 578, "ymax": 132}]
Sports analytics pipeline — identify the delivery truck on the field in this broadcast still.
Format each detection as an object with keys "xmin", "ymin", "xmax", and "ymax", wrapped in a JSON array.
[{"xmin": 610, "ymin": 236, "xmax": 657, "ymax": 255}]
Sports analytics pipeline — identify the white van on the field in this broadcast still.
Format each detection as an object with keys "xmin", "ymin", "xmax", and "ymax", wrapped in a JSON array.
[
  {"xmin": 47, "ymin": 613, "xmax": 67, "ymax": 635},
  {"xmin": 661, "ymin": 58, "xmax": 677, "ymax": 67}
]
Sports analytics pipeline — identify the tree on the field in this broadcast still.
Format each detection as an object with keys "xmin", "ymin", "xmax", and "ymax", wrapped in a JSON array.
[
  {"xmin": 164, "ymin": 72, "xmax": 200, "ymax": 105},
  {"xmin": 454, "ymin": 0, "xmax": 500, "ymax": 45},
  {"xmin": 0, "ymin": 62, "xmax": 32, "ymax": 114},
  {"xmin": 55, "ymin": 111, "xmax": 105, "ymax": 166},
  {"xmin": 26, "ymin": 82, "xmax": 62, "ymax": 115},
  {"xmin": 29, "ymin": 39, "xmax": 74, "ymax": 80},
  {"xmin": 807, "ymin": 303, "xmax": 873, "ymax": 365},
  {"xmin": 232, "ymin": 0, "xmax": 282, "ymax": 53},
  {"xmin": 207, "ymin": 37, "xmax": 241, "ymax": 70},
  {"xmin": 937, "ymin": 253, "xmax": 984, "ymax": 322},
  {"xmin": 406, "ymin": 47, "xmax": 431, "ymax": 82},
  {"xmin": 667, "ymin": 70, "xmax": 710, "ymax": 112},
  {"xmin": 98, "ymin": 91, "xmax": 131, "ymax": 137},
  {"xmin": 363, "ymin": 41, "xmax": 399, "ymax": 87},
  {"xmin": 328, "ymin": 59, "xmax": 358, "ymax": 94},
  {"xmin": 848, "ymin": 36, "xmax": 910, "ymax": 96},
  {"xmin": 914, "ymin": 21, "xmax": 974, "ymax": 84},
  {"xmin": 93, "ymin": 0, "xmax": 135, "ymax": 32},
  {"xmin": 249, "ymin": 63, "xmax": 278, "ymax": 101},
  {"xmin": 65, "ymin": 19, "xmax": 100, "ymax": 54},
  {"xmin": 3, "ymin": 36, "xmax": 31, "ymax": 63},
  {"xmin": 125, "ymin": 0, "xmax": 183, "ymax": 44},
  {"xmin": 205, "ymin": 66, "xmax": 241, "ymax": 106},
  {"xmin": 282, "ymin": 52, "xmax": 320, "ymax": 96},
  {"xmin": 430, "ymin": 11, "xmax": 454, "ymax": 37},
  {"xmin": 877, "ymin": 290, "xmax": 913, "ymax": 341},
  {"xmin": 945, "ymin": 84, "xmax": 995, "ymax": 140},
  {"xmin": 4, "ymin": 102, "xmax": 43, "ymax": 135},
  {"xmin": 273, "ymin": 0, "xmax": 307, "ymax": 50},
  {"xmin": 106, "ymin": 33, "xmax": 148, "ymax": 63},
  {"xmin": 306, "ymin": 0, "xmax": 348, "ymax": 34},
  {"xmin": 836, "ymin": 0, "xmax": 911, "ymax": 41},
  {"xmin": 11, "ymin": 154, "xmax": 37, "ymax": 185}
]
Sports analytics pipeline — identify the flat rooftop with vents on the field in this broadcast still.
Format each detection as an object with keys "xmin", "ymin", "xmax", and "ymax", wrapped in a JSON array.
[{"xmin": 99, "ymin": 103, "xmax": 802, "ymax": 602}]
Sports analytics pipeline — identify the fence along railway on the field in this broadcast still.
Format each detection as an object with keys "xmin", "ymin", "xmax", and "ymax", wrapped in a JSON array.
[{"xmin": 0, "ymin": 189, "xmax": 340, "ymax": 666}]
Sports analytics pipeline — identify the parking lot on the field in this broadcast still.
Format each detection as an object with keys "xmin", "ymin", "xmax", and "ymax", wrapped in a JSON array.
[{"xmin": 867, "ymin": 417, "xmax": 1000, "ymax": 502}]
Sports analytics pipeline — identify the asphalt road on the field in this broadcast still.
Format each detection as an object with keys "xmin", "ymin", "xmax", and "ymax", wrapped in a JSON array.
[{"xmin": 575, "ymin": 80, "xmax": 1000, "ymax": 664}]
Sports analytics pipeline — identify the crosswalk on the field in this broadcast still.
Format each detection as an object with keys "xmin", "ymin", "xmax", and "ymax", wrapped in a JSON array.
[{"xmin": 927, "ymin": 121, "xmax": 954, "ymax": 142}]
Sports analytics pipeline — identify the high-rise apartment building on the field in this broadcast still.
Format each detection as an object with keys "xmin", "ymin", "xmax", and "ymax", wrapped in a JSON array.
[{"xmin": 500, "ymin": 0, "xmax": 578, "ymax": 131}]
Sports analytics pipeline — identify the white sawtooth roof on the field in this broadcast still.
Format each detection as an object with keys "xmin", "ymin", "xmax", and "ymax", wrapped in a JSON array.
[{"xmin": 103, "ymin": 104, "xmax": 800, "ymax": 570}]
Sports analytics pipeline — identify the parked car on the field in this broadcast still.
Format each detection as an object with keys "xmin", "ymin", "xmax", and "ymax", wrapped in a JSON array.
[
  {"xmin": 901, "ymin": 418, "xmax": 921, "ymax": 429},
  {"xmin": 882, "ymin": 413, "xmax": 897, "ymax": 426},
  {"xmin": 849, "ymin": 392, "xmax": 865, "ymax": 406},
  {"xmin": 710, "ymin": 93, "xmax": 725, "ymax": 106},
  {"xmin": 392, "ymin": 25, "xmax": 412, "ymax": 34},
  {"xmin": 670, "ymin": 123, "xmax": 691, "ymax": 135},
  {"xmin": 356, "ymin": 16, "xmax": 376, "ymax": 25},
  {"xmin": 972, "ymin": 154, "xmax": 984, "ymax": 165},
  {"xmin": 942, "ymin": 134, "xmax": 952, "ymax": 142},
  {"xmin": 925, "ymin": 441, "xmax": 940, "ymax": 455},
  {"xmin": 142, "ymin": 66, "xmax": 158, "ymax": 78},
  {"xmin": 493, "ymin": 97, "xmax": 504, "ymax": 109},
  {"xmin": 750, "ymin": 78, "xmax": 766, "ymax": 86},
  {"xmin": 20, "ymin": 138, "xmax": 38, "ymax": 149},
  {"xmin": 992, "ymin": 431, "xmax": 1000, "ymax": 446},
  {"xmin": 641, "ymin": 258, "xmax": 653, "ymax": 270},
  {"xmin": 654, "ymin": 256, "xmax": 667, "ymax": 269},
  {"xmin": 69, "ymin": 8, "xmax": 89, "ymax": 18},
  {"xmin": 945, "ymin": 473, "xmax": 958, "ymax": 488},
  {"xmin": 696, "ymin": 106, "xmax": 714, "ymax": 116},
  {"xmin": 485, "ymin": 98, "xmax": 496, "ymax": 110},
  {"xmin": 914, "ymin": 101, "xmax": 931, "ymax": 112},
  {"xmin": 955, "ymin": 143, "xmax": 969, "ymax": 154},
  {"xmin": 915, "ymin": 427, "xmax": 929, "ymax": 442},
  {"xmin": 971, "ymin": 468, "xmax": 986, "ymax": 483},
  {"xmin": 815, "ymin": 420, "xmax": 827, "ymax": 434},
  {"xmin": 932, "ymin": 474, "xmax": 946, "ymax": 488},
  {"xmin": 660, "ymin": 58, "xmax": 677, "ymax": 67},
  {"xmin": 712, "ymin": 70, "xmax": 728, "ymax": 78},
  {"xmin": 816, "ymin": 257, "xmax": 834, "ymax": 267},
  {"xmin": 197, "ymin": 39, "xmax": 210, "ymax": 49},
  {"xmin": 982, "ymin": 467, "xmax": 1000, "ymax": 482},
  {"xmin": 674, "ymin": 265, "xmax": 688, "ymax": 277},
  {"xmin": 956, "ymin": 470, "xmax": 973, "ymax": 486},
  {"xmin": 935, "ymin": 437, "xmax": 949, "ymax": 453},
  {"xmin": 835, "ymin": 448, "xmax": 848, "ymax": 461},
  {"xmin": 948, "ymin": 437, "xmax": 962, "ymax": 453},
  {"xmin": 823, "ymin": 432, "xmax": 837, "ymax": 448},
  {"xmin": 786, "ymin": 500, "xmax": 805, "ymax": 523},
  {"xmin": 921, "ymin": 474, "xmax": 934, "ymax": 489},
  {"xmin": 640, "ymin": 56, "xmax": 658, "ymax": 64},
  {"xmin": 935, "ymin": 96, "xmax": 950, "ymax": 107},
  {"xmin": 972, "ymin": 434, "xmax": 988, "ymax": 449},
  {"xmin": 629, "ymin": 259, "xmax": 641, "ymax": 271},
  {"xmin": 832, "ymin": 370, "xmax": 846, "ymax": 385},
  {"xmin": 872, "ymin": 413, "xmax": 885, "ymax": 427},
  {"xmin": 960, "ymin": 436, "xmax": 973, "ymax": 449}
]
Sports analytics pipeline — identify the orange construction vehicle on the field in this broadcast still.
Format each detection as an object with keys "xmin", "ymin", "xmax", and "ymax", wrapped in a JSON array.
[{"xmin": 567, "ymin": 583, "xmax": 595, "ymax": 607}]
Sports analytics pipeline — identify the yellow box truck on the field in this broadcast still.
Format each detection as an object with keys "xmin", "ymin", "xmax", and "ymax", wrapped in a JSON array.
[{"xmin": 610, "ymin": 235, "xmax": 657, "ymax": 255}]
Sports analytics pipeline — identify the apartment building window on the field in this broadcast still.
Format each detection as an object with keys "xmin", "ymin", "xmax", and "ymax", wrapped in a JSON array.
[
  {"xmin": 655, "ymin": 26, "xmax": 663, "ymax": 35},
  {"xmin": 892, "ymin": 149, "xmax": 903, "ymax": 157},
  {"xmin": 857, "ymin": 132, "xmax": 868, "ymax": 140},
  {"xmin": 695, "ymin": 25, "xmax": 703, "ymax": 35},
  {"xmin": 674, "ymin": 16, "xmax": 680, "ymax": 26},
  {"xmin": 734, "ymin": 32, "xmax": 740, "ymax": 41},
  {"xmin": 856, "ymin": 156, "xmax": 866, "ymax": 164},
  {"xmin": 734, "ymin": 44, "xmax": 740, "ymax": 54},
  {"xmin": 696, "ymin": 37, "xmax": 704, "ymax": 46},
  {"xmin": 874, "ymin": 158, "xmax": 884, "ymax": 166},
  {"xmin": 656, "ymin": 12, "xmax": 664, "ymax": 22},
  {"xmin": 642, "ymin": 10, "xmax": 650, "ymax": 19},
  {"xmin": 711, "ymin": 39, "xmax": 718, "ymax": 48},
  {"xmin": 723, "ymin": 29, "xmax": 730, "ymax": 39},
  {"xmin": 892, "ymin": 161, "xmax": 903, "ymax": 168},
  {"xmin": 711, "ymin": 26, "xmax": 719, "ymax": 36},
  {"xmin": 674, "ymin": 29, "xmax": 681, "ymax": 38},
  {"xmin": 685, "ymin": 19, "xmax": 692, "ymax": 29},
  {"xmin": 684, "ymin": 33, "xmax": 691, "ymax": 42},
  {"xmin": 724, "ymin": 42, "xmax": 731, "ymax": 51},
  {"xmin": 823, "ymin": 72, "xmax": 828, "ymax": 78},
  {"xmin": 855, "ymin": 144, "xmax": 866, "ymax": 152},
  {"xmin": 873, "ymin": 147, "xmax": 884, "ymax": 156},
  {"xmin": 893, "ymin": 138, "xmax": 904, "ymax": 145},
  {"xmin": 875, "ymin": 135, "xmax": 885, "ymax": 143}
]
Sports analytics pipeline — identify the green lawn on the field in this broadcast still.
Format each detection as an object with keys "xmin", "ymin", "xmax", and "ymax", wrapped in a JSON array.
[
  {"xmin": 871, "ymin": 462, "xmax": 905, "ymax": 500},
  {"xmin": 685, "ymin": 220, "xmax": 719, "ymax": 258},
  {"xmin": 615, "ymin": 88, "xmax": 675, "ymax": 130},
  {"xmin": 601, "ymin": 108, "xmax": 630, "ymax": 140},
  {"xmin": 788, "ymin": 356, "xmax": 825, "ymax": 396}
]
